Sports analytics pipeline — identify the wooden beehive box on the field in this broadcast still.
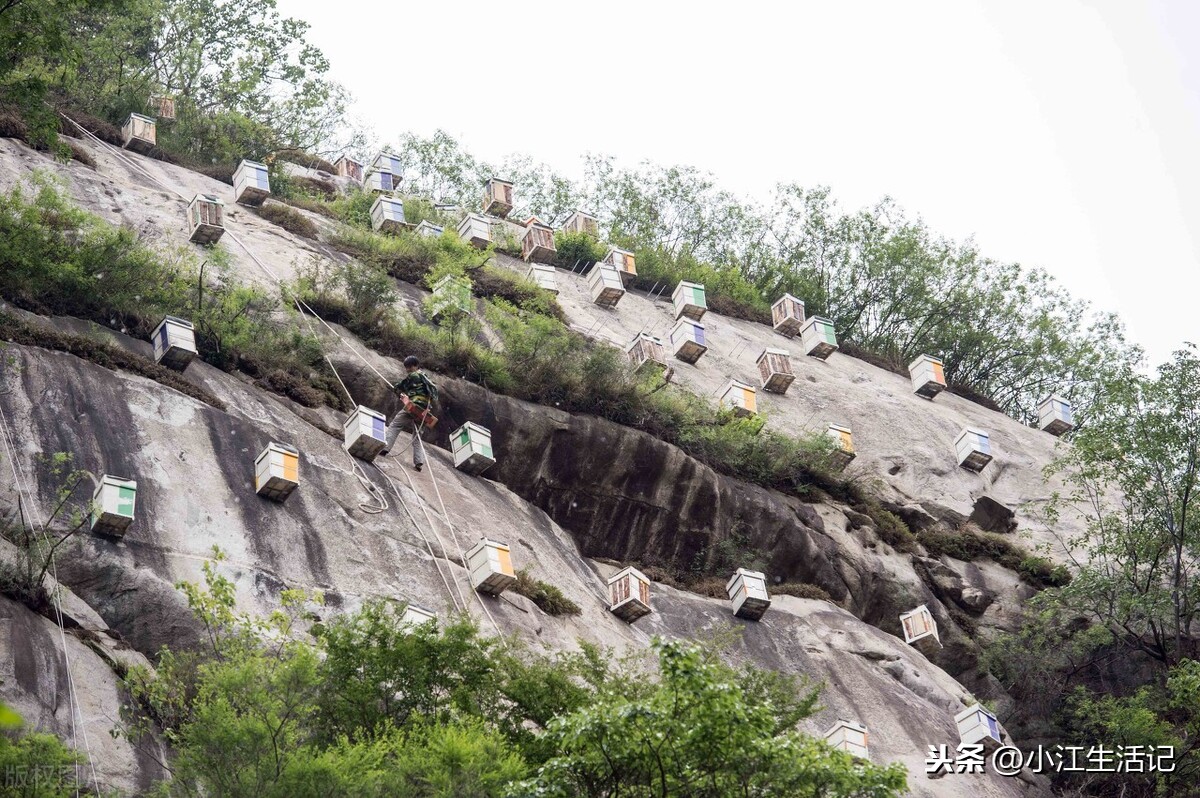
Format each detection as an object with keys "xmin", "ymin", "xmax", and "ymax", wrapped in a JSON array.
[
  {"xmin": 483, "ymin": 178, "xmax": 514, "ymax": 218},
  {"xmin": 402, "ymin": 602, "xmax": 437, "ymax": 627},
  {"xmin": 799, "ymin": 316, "xmax": 838, "ymax": 359},
  {"xmin": 671, "ymin": 281, "xmax": 707, "ymax": 321},
  {"xmin": 562, "ymin": 209, "xmax": 599, "ymax": 237},
  {"xmin": 826, "ymin": 424, "xmax": 856, "ymax": 470},
  {"xmin": 343, "ymin": 405, "xmax": 388, "ymax": 462},
  {"xmin": 626, "ymin": 333, "xmax": 667, "ymax": 372},
  {"xmin": 726, "ymin": 568, "xmax": 771, "ymax": 620},
  {"xmin": 414, "ymin": 220, "xmax": 444, "ymax": 238},
  {"xmin": 521, "ymin": 217, "xmax": 557, "ymax": 263},
  {"xmin": 955, "ymin": 704, "xmax": 1003, "ymax": 751},
  {"xmin": 955, "ymin": 427, "xmax": 993, "ymax": 472},
  {"xmin": 151, "ymin": 315, "xmax": 198, "ymax": 370},
  {"xmin": 150, "ymin": 95, "xmax": 175, "ymax": 121},
  {"xmin": 466, "ymin": 537, "xmax": 516, "ymax": 595},
  {"xmin": 771, "ymin": 293, "xmax": 806, "ymax": 337},
  {"xmin": 370, "ymin": 195, "xmax": 407, "ymax": 234},
  {"xmin": 908, "ymin": 354, "xmax": 946, "ymax": 399},
  {"xmin": 720, "ymin": 379, "xmax": 757, "ymax": 417},
  {"xmin": 608, "ymin": 566, "xmax": 652, "ymax": 623},
  {"xmin": 603, "ymin": 247, "xmax": 637, "ymax": 281},
  {"xmin": 232, "ymin": 159, "xmax": 271, "ymax": 206},
  {"xmin": 756, "ymin": 348, "xmax": 794, "ymax": 394},
  {"xmin": 335, "ymin": 155, "xmax": 364, "ymax": 182},
  {"xmin": 457, "ymin": 213, "xmax": 491, "ymax": 249},
  {"xmin": 451, "ymin": 421, "xmax": 495, "ymax": 475},
  {"xmin": 122, "ymin": 113, "xmax": 156, "ymax": 153},
  {"xmin": 526, "ymin": 263, "xmax": 558, "ymax": 294},
  {"xmin": 1038, "ymin": 395, "xmax": 1074, "ymax": 436},
  {"xmin": 587, "ymin": 263, "xmax": 625, "ymax": 307},
  {"xmin": 899, "ymin": 604, "xmax": 940, "ymax": 646},
  {"xmin": 824, "ymin": 720, "xmax": 869, "ymax": 759},
  {"xmin": 430, "ymin": 274, "xmax": 473, "ymax": 320},
  {"xmin": 670, "ymin": 318, "xmax": 707, "ymax": 364},
  {"xmin": 90, "ymin": 475, "xmax": 137, "ymax": 537},
  {"xmin": 254, "ymin": 442, "xmax": 299, "ymax": 502},
  {"xmin": 187, "ymin": 193, "xmax": 225, "ymax": 244}
]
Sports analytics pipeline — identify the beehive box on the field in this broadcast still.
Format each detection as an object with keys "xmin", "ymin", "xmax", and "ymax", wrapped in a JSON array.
[
  {"xmin": 371, "ymin": 152, "xmax": 403, "ymax": 176},
  {"xmin": 899, "ymin": 604, "xmax": 940, "ymax": 646},
  {"xmin": 457, "ymin": 213, "xmax": 492, "ymax": 249},
  {"xmin": 670, "ymin": 318, "xmax": 707, "ymax": 364},
  {"xmin": 343, "ymin": 405, "xmax": 388, "ymax": 462},
  {"xmin": 466, "ymin": 537, "xmax": 516, "ymax": 595},
  {"xmin": 626, "ymin": 333, "xmax": 667, "ymax": 372},
  {"xmin": 771, "ymin": 293, "xmax": 806, "ymax": 337},
  {"xmin": 955, "ymin": 704, "xmax": 1003, "ymax": 751},
  {"xmin": 720, "ymin": 379, "xmax": 757, "ymax": 417},
  {"xmin": 587, "ymin": 263, "xmax": 625, "ymax": 307},
  {"xmin": 561, "ymin": 209, "xmax": 599, "ymax": 237},
  {"xmin": 608, "ymin": 566, "xmax": 652, "ymax": 623},
  {"xmin": 335, "ymin": 155, "xmax": 364, "ymax": 182},
  {"xmin": 526, "ymin": 263, "xmax": 558, "ymax": 294},
  {"xmin": 122, "ymin": 112, "xmax": 156, "ymax": 153},
  {"xmin": 363, "ymin": 169, "xmax": 396, "ymax": 193},
  {"xmin": 756, "ymin": 348, "xmax": 794, "ymax": 394},
  {"xmin": 824, "ymin": 720, "xmax": 869, "ymax": 759},
  {"xmin": 603, "ymin": 247, "xmax": 637, "ymax": 280},
  {"xmin": 429, "ymin": 274, "xmax": 473, "ymax": 320},
  {"xmin": 402, "ymin": 603, "xmax": 437, "ymax": 627},
  {"xmin": 799, "ymin": 316, "xmax": 838, "ymax": 359},
  {"xmin": 483, "ymin": 178, "xmax": 514, "ymax": 218},
  {"xmin": 370, "ymin": 195, "xmax": 407, "ymax": 234},
  {"xmin": 827, "ymin": 424, "xmax": 856, "ymax": 469},
  {"xmin": 1038, "ymin": 395, "xmax": 1074, "ymax": 436},
  {"xmin": 726, "ymin": 568, "xmax": 771, "ymax": 620},
  {"xmin": 955, "ymin": 427, "xmax": 993, "ymax": 472},
  {"xmin": 254, "ymin": 442, "xmax": 299, "ymax": 502},
  {"xmin": 908, "ymin": 354, "xmax": 946, "ymax": 399},
  {"xmin": 521, "ymin": 218, "xmax": 557, "ymax": 263},
  {"xmin": 187, "ymin": 194, "xmax": 225, "ymax": 244},
  {"xmin": 671, "ymin": 281, "xmax": 707, "ymax": 321},
  {"xmin": 151, "ymin": 315, "xmax": 198, "ymax": 370},
  {"xmin": 150, "ymin": 95, "xmax": 175, "ymax": 121},
  {"xmin": 414, "ymin": 220, "xmax": 444, "ymax": 238},
  {"xmin": 451, "ymin": 421, "xmax": 495, "ymax": 475},
  {"xmin": 232, "ymin": 159, "xmax": 271, "ymax": 206},
  {"xmin": 90, "ymin": 475, "xmax": 137, "ymax": 537}
]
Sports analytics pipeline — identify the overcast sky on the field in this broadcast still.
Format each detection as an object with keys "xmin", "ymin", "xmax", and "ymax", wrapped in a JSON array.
[{"xmin": 278, "ymin": 0, "xmax": 1199, "ymax": 367}]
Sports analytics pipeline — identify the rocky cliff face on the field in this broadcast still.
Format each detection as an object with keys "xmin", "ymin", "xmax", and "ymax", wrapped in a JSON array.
[{"xmin": 0, "ymin": 135, "xmax": 1065, "ymax": 796}]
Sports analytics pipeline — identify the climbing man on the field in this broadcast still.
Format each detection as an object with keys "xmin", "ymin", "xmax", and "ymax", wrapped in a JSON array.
[{"xmin": 381, "ymin": 356, "xmax": 438, "ymax": 471}]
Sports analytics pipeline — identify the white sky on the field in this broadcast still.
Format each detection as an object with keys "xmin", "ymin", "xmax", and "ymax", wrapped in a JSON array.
[{"xmin": 278, "ymin": 0, "xmax": 1200, "ymax": 367}]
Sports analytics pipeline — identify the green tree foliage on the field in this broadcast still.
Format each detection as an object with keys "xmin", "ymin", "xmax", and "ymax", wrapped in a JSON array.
[{"xmin": 0, "ymin": 730, "xmax": 83, "ymax": 798}]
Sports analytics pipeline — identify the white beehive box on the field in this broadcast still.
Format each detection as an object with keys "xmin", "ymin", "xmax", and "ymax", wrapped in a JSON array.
[
  {"xmin": 151, "ymin": 315, "xmax": 198, "ymax": 370},
  {"xmin": 521, "ymin": 218, "xmax": 557, "ymax": 263},
  {"xmin": 334, "ymin": 155, "xmax": 364, "ymax": 182},
  {"xmin": 726, "ymin": 568, "xmax": 771, "ymax": 620},
  {"xmin": 343, "ymin": 406, "xmax": 388, "ymax": 462},
  {"xmin": 603, "ymin": 247, "xmax": 637, "ymax": 280},
  {"xmin": 457, "ymin": 213, "xmax": 492, "ymax": 249},
  {"xmin": 900, "ymin": 604, "xmax": 940, "ymax": 646},
  {"xmin": 799, "ymin": 317, "xmax": 838, "ymax": 359},
  {"xmin": 720, "ymin": 379, "xmax": 757, "ymax": 417},
  {"xmin": 561, "ymin": 209, "xmax": 599, "ymax": 237},
  {"xmin": 671, "ymin": 281, "xmax": 707, "ymax": 321},
  {"xmin": 466, "ymin": 537, "xmax": 516, "ymax": 595},
  {"xmin": 756, "ymin": 348, "xmax": 794, "ymax": 394},
  {"xmin": 370, "ymin": 195, "xmax": 407, "ymax": 233},
  {"xmin": 827, "ymin": 424, "xmax": 856, "ymax": 470},
  {"xmin": 430, "ymin": 274, "xmax": 473, "ymax": 320},
  {"xmin": 451, "ymin": 421, "xmax": 495, "ymax": 475},
  {"xmin": 187, "ymin": 193, "xmax": 225, "ymax": 244},
  {"xmin": 771, "ymin": 294, "xmax": 806, "ymax": 337},
  {"xmin": 402, "ymin": 602, "xmax": 437, "ymax": 627},
  {"xmin": 363, "ymin": 169, "xmax": 396, "ymax": 193},
  {"xmin": 370, "ymin": 152, "xmax": 403, "ymax": 177},
  {"xmin": 122, "ymin": 112, "xmax": 156, "ymax": 153},
  {"xmin": 670, "ymin": 318, "xmax": 707, "ymax": 364},
  {"xmin": 908, "ymin": 354, "xmax": 947, "ymax": 399},
  {"xmin": 824, "ymin": 720, "xmax": 869, "ymax": 759},
  {"xmin": 232, "ymin": 159, "xmax": 271, "ymax": 206},
  {"xmin": 955, "ymin": 704, "xmax": 1003, "ymax": 751},
  {"xmin": 483, "ymin": 178, "xmax": 514, "ymax": 218},
  {"xmin": 626, "ymin": 333, "xmax": 667, "ymax": 372},
  {"xmin": 608, "ymin": 566, "xmax": 652, "ymax": 623},
  {"xmin": 414, "ymin": 220, "xmax": 444, "ymax": 238},
  {"xmin": 587, "ymin": 263, "xmax": 625, "ymax": 307},
  {"xmin": 526, "ymin": 263, "xmax": 558, "ymax": 294},
  {"xmin": 254, "ymin": 442, "xmax": 299, "ymax": 502},
  {"xmin": 90, "ymin": 475, "xmax": 137, "ymax": 537},
  {"xmin": 1038, "ymin": 395, "xmax": 1074, "ymax": 436},
  {"xmin": 955, "ymin": 427, "xmax": 993, "ymax": 472}
]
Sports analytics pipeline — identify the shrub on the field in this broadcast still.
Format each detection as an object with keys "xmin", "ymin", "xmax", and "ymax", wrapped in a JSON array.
[
  {"xmin": 329, "ymin": 188, "xmax": 376, "ymax": 229},
  {"xmin": 553, "ymin": 230, "xmax": 606, "ymax": 268},
  {"xmin": 470, "ymin": 266, "xmax": 565, "ymax": 321},
  {"xmin": 771, "ymin": 582, "xmax": 834, "ymax": 602},
  {"xmin": 250, "ymin": 203, "xmax": 320, "ymax": 240},
  {"xmin": 918, "ymin": 526, "xmax": 1067, "ymax": 589},
  {"xmin": 513, "ymin": 569, "xmax": 582, "ymax": 616}
]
